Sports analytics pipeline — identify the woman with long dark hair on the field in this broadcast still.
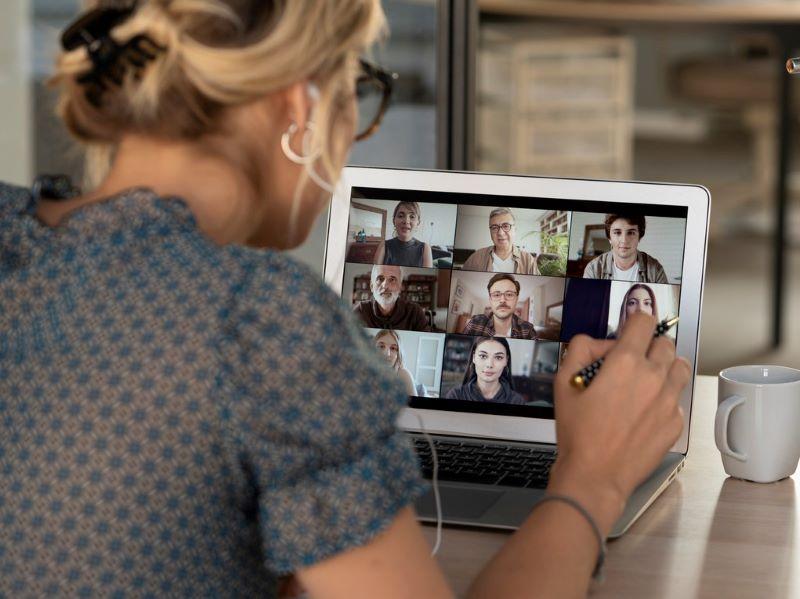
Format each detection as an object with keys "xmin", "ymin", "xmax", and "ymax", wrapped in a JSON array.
[{"xmin": 445, "ymin": 337, "xmax": 525, "ymax": 405}]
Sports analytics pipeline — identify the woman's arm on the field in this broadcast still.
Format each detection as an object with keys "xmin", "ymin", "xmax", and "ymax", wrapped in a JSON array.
[
  {"xmin": 469, "ymin": 314, "xmax": 688, "ymax": 597},
  {"xmin": 422, "ymin": 243, "xmax": 433, "ymax": 268},
  {"xmin": 373, "ymin": 241, "xmax": 386, "ymax": 265},
  {"xmin": 296, "ymin": 313, "xmax": 688, "ymax": 599},
  {"xmin": 296, "ymin": 507, "xmax": 454, "ymax": 599}
]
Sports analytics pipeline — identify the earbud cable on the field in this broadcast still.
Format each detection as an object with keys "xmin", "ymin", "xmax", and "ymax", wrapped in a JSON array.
[{"xmin": 413, "ymin": 412, "xmax": 442, "ymax": 556}]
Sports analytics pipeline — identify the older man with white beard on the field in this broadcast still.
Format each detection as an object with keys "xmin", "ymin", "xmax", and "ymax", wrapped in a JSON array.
[{"xmin": 353, "ymin": 265, "xmax": 430, "ymax": 331}]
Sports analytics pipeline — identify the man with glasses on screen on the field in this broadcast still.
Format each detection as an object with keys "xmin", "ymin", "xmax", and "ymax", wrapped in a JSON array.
[
  {"xmin": 462, "ymin": 274, "xmax": 537, "ymax": 339},
  {"xmin": 461, "ymin": 208, "xmax": 539, "ymax": 274}
]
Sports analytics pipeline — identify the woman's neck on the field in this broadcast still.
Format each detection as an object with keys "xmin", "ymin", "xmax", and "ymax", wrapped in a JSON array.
[
  {"xmin": 36, "ymin": 135, "xmax": 264, "ymax": 246},
  {"xmin": 476, "ymin": 378, "xmax": 502, "ymax": 400}
]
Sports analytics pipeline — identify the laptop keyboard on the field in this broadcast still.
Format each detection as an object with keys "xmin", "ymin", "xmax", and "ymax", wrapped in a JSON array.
[{"xmin": 412, "ymin": 437, "xmax": 556, "ymax": 489}]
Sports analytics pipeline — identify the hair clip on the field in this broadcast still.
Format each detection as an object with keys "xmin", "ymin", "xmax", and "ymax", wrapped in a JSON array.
[
  {"xmin": 31, "ymin": 175, "xmax": 81, "ymax": 203},
  {"xmin": 61, "ymin": 6, "xmax": 165, "ymax": 107}
]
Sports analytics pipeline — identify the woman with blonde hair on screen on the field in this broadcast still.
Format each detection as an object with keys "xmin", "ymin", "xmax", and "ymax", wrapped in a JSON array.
[
  {"xmin": 0, "ymin": 0, "xmax": 690, "ymax": 596},
  {"xmin": 373, "ymin": 329, "xmax": 417, "ymax": 396}
]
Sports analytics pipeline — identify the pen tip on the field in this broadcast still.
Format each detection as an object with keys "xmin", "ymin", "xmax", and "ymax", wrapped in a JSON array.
[{"xmin": 570, "ymin": 375, "xmax": 587, "ymax": 390}]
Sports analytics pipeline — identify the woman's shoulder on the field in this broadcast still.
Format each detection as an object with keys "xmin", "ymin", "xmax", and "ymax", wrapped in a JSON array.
[
  {"xmin": 220, "ymin": 247, "xmax": 350, "ymax": 323},
  {"xmin": 396, "ymin": 367, "xmax": 415, "ymax": 394},
  {"xmin": 0, "ymin": 181, "xmax": 32, "ymax": 218},
  {"xmin": 445, "ymin": 384, "xmax": 469, "ymax": 400}
]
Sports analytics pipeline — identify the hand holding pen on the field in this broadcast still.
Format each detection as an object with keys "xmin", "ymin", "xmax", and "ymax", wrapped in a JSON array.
[
  {"xmin": 570, "ymin": 316, "xmax": 680, "ymax": 390},
  {"xmin": 550, "ymin": 313, "xmax": 691, "ymax": 538}
]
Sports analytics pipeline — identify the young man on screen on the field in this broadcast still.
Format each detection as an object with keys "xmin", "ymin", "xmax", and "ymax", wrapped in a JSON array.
[{"xmin": 583, "ymin": 214, "xmax": 669, "ymax": 283}]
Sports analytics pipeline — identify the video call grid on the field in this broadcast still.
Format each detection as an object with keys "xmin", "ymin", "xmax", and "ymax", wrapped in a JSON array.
[{"xmin": 343, "ymin": 188, "xmax": 689, "ymax": 412}]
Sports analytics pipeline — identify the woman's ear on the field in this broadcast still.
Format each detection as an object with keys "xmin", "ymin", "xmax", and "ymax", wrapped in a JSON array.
[{"xmin": 282, "ymin": 80, "xmax": 316, "ymax": 131}]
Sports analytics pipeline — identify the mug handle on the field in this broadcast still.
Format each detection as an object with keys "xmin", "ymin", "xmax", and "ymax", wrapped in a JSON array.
[{"xmin": 714, "ymin": 394, "xmax": 747, "ymax": 461}]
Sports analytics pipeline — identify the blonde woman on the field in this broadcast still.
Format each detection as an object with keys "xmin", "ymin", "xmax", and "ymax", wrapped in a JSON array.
[
  {"xmin": 0, "ymin": 1, "xmax": 690, "ymax": 597},
  {"xmin": 373, "ymin": 329, "xmax": 417, "ymax": 396},
  {"xmin": 373, "ymin": 201, "xmax": 434, "ymax": 268}
]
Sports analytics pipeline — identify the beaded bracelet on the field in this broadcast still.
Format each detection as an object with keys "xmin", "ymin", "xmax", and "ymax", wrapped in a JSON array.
[{"xmin": 534, "ymin": 493, "xmax": 607, "ymax": 583}]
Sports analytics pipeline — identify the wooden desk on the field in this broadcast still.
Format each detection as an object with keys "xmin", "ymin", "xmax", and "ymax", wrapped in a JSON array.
[
  {"xmin": 477, "ymin": 0, "xmax": 800, "ymax": 349},
  {"xmin": 422, "ymin": 375, "xmax": 800, "ymax": 598}
]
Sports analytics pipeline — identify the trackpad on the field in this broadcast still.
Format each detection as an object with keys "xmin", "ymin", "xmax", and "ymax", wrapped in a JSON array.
[{"xmin": 417, "ymin": 486, "xmax": 504, "ymax": 520}]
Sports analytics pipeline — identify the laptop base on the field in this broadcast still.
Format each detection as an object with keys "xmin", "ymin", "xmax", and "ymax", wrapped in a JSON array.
[{"xmin": 415, "ymin": 451, "xmax": 684, "ymax": 538}]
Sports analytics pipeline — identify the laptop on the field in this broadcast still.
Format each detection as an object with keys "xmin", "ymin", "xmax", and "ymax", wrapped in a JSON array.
[{"xmin": 324, "ymin": 166, "xmax": 709, "ymax": 538}]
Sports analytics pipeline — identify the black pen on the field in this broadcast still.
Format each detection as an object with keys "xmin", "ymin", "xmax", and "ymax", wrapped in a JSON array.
[{"xmin": 569, "ymin": 316, "xmax": 680, "ymax": 390}]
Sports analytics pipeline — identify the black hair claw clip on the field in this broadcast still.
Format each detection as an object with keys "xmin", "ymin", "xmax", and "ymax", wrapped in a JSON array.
[{"xmin": 61, "ymin": 6, "xmax": 165, "ymax": 107}]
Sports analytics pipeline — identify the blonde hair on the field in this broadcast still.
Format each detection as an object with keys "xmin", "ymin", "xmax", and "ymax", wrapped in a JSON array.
[
  {"xmin": 373, "ymin": 329, "xmax": 404, "ymax": 371},
  {"xmin": 52, "ymin": 0, "xmax": 386, "ymax": 191}
]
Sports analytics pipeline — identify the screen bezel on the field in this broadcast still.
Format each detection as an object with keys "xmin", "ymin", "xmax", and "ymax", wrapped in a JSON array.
[{"xmin": 324, "ymin": 167, "xmax": 710, "ymax": 455}]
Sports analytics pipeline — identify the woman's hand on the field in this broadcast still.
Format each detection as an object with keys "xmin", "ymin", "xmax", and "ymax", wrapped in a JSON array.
[{"xmin": 548, "ymin": 313, "xmax": 691, "ymax": 535}]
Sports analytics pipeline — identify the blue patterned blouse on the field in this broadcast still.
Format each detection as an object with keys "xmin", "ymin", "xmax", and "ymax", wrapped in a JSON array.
[{"xmin": 0, "ymin": 182, "xmax": 425, "ymax": 597}]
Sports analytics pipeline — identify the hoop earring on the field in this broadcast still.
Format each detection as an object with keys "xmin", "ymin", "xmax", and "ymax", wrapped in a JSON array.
[{"xmin": 281, "ymin": 121, "xmax": 320, "ymax": 165}]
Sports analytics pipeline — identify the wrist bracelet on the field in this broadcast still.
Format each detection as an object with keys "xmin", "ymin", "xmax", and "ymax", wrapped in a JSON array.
[{"xmin": 534, "ymin": 493, "xmax": 607, "ymax": 583}]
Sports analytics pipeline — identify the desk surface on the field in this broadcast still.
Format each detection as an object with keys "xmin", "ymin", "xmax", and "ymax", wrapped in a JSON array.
[
  {"xmin": 422, "ymin": 375, "xmax": 800, "ymax": 598},
  {"xmin": 480, "ymin": 0, "xmax": 800, "ymax": 24}
]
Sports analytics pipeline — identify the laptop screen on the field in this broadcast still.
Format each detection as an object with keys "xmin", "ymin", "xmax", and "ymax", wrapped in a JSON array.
[{"xmin": 336, "ymin": 185, "xmax": 688, "ymax": 421}]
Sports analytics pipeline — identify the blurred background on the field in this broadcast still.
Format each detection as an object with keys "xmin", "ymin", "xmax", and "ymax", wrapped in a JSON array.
[{"xmin": 4, "ymin": 0, "xmax": 799, "ymax": 375}]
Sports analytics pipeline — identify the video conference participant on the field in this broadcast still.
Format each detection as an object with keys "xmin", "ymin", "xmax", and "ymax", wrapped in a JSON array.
[
  {"xmin": 462, "ymin": 273, "xmax": 537, "ymax": 340},
  {"xmin": 461, "ymin": 208, "xmax": 538, "ymax": 274},
  {"xmin": 445, "ymin": 336, "xmax": 525, "ymax": 404},
  {"xmin": 373, "ymin": 329, "xmax": 417, "ymax": 396},
  {"xmin": 373, "ymin": 201, "xmax": 433, "ymax": 268},
  {"xmin": 353, "ymin": 265, "xmax": 429, "ymax": 331},
  {"xmin": 583, "ymin": 214, "xmax": 669, "ymax": 283},
  {"xmin": 609, "ymin": 284, "xmax": 658, "ymax": 339}
]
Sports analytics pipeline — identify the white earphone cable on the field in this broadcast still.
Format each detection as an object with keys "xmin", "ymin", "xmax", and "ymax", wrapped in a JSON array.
[{"xmin": 413, "ymin": 412, "xmax": 442, "ymax": 556}]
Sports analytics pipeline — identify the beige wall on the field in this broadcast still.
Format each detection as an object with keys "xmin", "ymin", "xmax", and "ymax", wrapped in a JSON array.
[{"xmin": 0, "ymin": 0, "xmax": 32, "ymax": 185}]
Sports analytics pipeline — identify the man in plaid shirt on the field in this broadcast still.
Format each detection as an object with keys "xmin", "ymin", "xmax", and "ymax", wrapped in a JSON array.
[{"xmin": 462, "ymin": 273, "xmax": 538, "ymax": 340}]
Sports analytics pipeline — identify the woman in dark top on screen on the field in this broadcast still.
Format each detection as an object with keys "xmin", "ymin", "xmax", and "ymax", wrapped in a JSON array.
[
  {"xmin": 373, "ymin": 201, "xmax": 433, "ymax": 268},
  {"xmin": 445, "ymin": 336, "xmax": 525, "ymax": 405}
]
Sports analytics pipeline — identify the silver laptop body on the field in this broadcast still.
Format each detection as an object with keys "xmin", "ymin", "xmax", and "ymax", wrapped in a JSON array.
[{"xmin": 324, "ymin": 167, "xmax": 710, "ymax": 538}]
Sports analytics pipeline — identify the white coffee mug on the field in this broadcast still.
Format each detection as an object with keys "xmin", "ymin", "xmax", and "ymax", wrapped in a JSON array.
[{"xmin": 715, "ymin": 365, "xmax": 800, "ymax": 483}]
